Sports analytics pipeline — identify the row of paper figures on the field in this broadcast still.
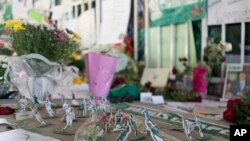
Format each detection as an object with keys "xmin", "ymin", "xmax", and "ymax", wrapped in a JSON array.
[{"xmin": 18, "ymin": 95, "xmax": 208, "ymax": 141}]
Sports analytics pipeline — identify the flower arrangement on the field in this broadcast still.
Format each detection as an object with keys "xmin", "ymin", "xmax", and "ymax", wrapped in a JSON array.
[
  {"xmin": 164, "ymin": 88, "xmax": 202, "ymax": 102},
  {"xmin": 204, "ymin": 40, "xmax": 232, "ymax": 76},
  {"xmin": 142, "ymin": 81, "xmax": 156, "ymax": 95},
  {"xmin": 4, "ymin": 19, "xmax": 79, "ymax": 63},
  {"xmin": 223, "ymin": 91, "xmax": 250, "ymax": 124}
]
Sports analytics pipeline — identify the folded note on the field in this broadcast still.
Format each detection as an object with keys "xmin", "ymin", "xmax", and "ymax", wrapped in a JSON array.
[{"xmin": 0, "ymin": 129, "xmax": 60, "ymax": 141}]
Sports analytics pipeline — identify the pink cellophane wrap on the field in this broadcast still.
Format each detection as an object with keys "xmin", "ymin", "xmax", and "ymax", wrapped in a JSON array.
[
  {"xmin": 85, "ymin": 52, "xmax": 118, "ymax": 104},
  {"xmin": 192, "ymin": 66, "xmax": 207, "ymax": 96}
]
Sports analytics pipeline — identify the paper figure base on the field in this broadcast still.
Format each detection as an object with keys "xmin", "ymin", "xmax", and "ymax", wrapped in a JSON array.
[
  {"xmin": 43, "ymin": 116, "xmax": 58, "ymax": 119},
  {"xmin": 37, "ymin": 123, "xmax": 52, "ymax": 128},
  {"xmin": 54, "ymin": 130, "xmax": 74, "ymax": 136},
  {"xmin": 196, "ymin": 136, "xmax": 211, "ymax": 141}
]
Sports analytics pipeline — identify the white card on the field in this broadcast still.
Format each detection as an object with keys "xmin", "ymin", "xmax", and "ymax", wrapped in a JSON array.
[
  {"xmin": 140, "ymin": 92, "xmax": 152, "ymax": 103},
  {"xmin": 152, "ymin": 95, "xmax": 165, "ymax": 105},
  {"xmin": 15, "ymin": 111, "xmax": 33, "ymax": 121},
  {"xmin": 0, "ymin": 129, "xmax": 60, "ymax": 141},
  {"xmin": 140, "ymin": 68, "xmax": 169, "ymax": 87}
]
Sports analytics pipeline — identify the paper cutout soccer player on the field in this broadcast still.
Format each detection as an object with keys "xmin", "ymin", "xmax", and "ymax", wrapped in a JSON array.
[
  {"xmin": 143, "ymin": 108, "xmax": 164, "ymax": 141},
  {"xmin": 44, "ymin": 97, "xmax": 56, "ymax": 117},
  {"xmin": 80, "ymin": 98, "xmax": 87, "ymax": 117},
  {"xmin": 113, "ymin": 110, "xmax": 123, "ymax": 131},
  {"xmin": 18, "ymin": 96, "xmax": 28, "ymax": 112},
  {"xmin": 145, "ymin": 118, "xmax": 164, "ymax": 141},
  {"xmin": 195, "ymin": 115, "xmax": 204, "ymax": 138},
  {"xmin": 117, "ymin": 121, "xmax": 131, "ymax": 141},
  {"xmin": 89, "ymin": 100, "xmax": 97, "ymax": 122},
  {"xmin": 182, "ymin": 117, "xmax": 195, "ymax": 140},
  {"xmin": 129, "ymin": 114, "xmax": 138, "ymax": 136},
  {"xmin": 30, "ymin": 106, "xmax": 46, "ymax": 126},
  {"xmin": 62, "ymin": 106, "xmax": 75, "ymax": 131}
]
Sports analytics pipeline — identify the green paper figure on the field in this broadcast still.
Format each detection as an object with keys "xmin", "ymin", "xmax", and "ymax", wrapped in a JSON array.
[
  {"xmin": 96, "ymin": 122, "xmax": 108, "ymax": 139},
  {"xmin": 117, "ymin": 122, "xmax": 131, "ymax": 141},
  {"xmin": 129, "ymin": 114, "xmax": 138, "ymax": 136},
  {"xmin": 114, "ymin": 110, "xmax": 123, "ymax": 131},
  {"xmin": 146, "ymin": 120, "xmax": 164, "ymax": 141},
  {"xmin": 143, "ymin": 108, "xmax": 150, "ymax": 120},
  {"xmin": 89, "ymin": 100, "xmax": 97, "ymax": 122},
  {"xmin": 80, "ymin": 98, "xmax": 87, "ymax": 117}
]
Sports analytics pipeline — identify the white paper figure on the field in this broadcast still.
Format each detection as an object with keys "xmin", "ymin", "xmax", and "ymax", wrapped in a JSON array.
[
  {"xmin": 44, "ymin": 97, "xmax": 56, "ymax": 117},
  {"xmin": 182, "ymin": 118, "xmax": 195, "ymax": 141},
  {"xmin": 31, "ymin": 106, "xmax": 46, "ymax": 126},
  {"xmin": 62, "ymin": 107, "xmax": 75, "ymax": 131},
  {"xmin": 195, "ymin": 115, "xmax": 204, "ymax": 138},
  {"xmin": 18, "ymin": 96, "xmax": 28, "ymax": 112}
]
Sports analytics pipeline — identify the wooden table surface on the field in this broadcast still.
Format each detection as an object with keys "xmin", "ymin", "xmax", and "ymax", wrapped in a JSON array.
[{"xmin": 0, "ymin": 100, "xmax": 230, "ymax": 141}]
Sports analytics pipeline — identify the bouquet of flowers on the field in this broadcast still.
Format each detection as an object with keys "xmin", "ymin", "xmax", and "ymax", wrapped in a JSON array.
[
  {"xmin": 84, "ymin": 45, "xmax": 118, "ymax": 105},
  {"xmin": 223, "ymin": 91, "xmax": 250, "ymax": 124},
  {"xmin": 4, "ymin": 19, "xmax": 79, "ymax": 63},
  {"xmin": 204, "ymin": 40, "xmax": 232, "ymax": 76}
]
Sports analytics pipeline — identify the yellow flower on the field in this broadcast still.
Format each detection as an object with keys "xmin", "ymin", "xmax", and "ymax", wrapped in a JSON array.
[
  {"xmin": 4, "ymin": 19, "xmax": 24, "ymax": 32},
  {"xmin": 70, "ymin": 52, "xmax": 82, "ymax": 61},
  {"xmin": 72, "ymin": 76, "xmax": 87, "ymax": 85},
  {"xmin": 73, "ymin": 32, "xmax": 81, "ymax": 39}
]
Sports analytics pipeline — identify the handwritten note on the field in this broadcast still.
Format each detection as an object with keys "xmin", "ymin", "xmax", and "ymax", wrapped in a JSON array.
[{"xmin": 98, "ymin": 0, "xmax": 131, "ymax": 44}]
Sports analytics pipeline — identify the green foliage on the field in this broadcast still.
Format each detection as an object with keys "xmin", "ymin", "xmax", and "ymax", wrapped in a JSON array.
[
  {"xmin": 118, "ymin": 58, "xmax": 144, "ymax": 86},
  {"xmin": 7, "ymin": 22, "xmax": 78, "ymax": 64},
  {"xmin": 163, "ymin": 89, "xmax": 201, "ymax": 102},
  {"xmin": 234, "ymin": 92, "xmax": 250, "ymax": 124}
]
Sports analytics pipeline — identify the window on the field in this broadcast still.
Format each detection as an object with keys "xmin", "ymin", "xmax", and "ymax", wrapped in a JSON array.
[
  {"xmin": 208, "ymin": 25, "xmax": 221, "ymax": 43},
  {"xmin": 77, "ymin": 4, "xmax": 82, "ymax": 17},
  {"xmin": 226, "ymin": 23, "xmax": 241, "ymax": 63},
  {"xmin": 245, "ymin": 23, "xmax": 250, "ymax": 63}
]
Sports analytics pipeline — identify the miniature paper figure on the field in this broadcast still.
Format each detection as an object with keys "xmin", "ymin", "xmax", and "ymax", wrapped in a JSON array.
[
  {"xmin": 145, "ymin": 119, "xmax": 164, "ymax": 141},
  {"xmin": 80, "ymin": 98, "xmax": 87, "ymax": 117},
  {"xmin": 117, "ymin": 122, "xmax": 131, "ymax": 141},
  {"xmin": 89, "ymin": 100, "xmax": 97, "ymax": 122},
  {"xmin": 18, "ymin": 96, "xmax": 28, "ymax": 112},
  {"xmin": 143, "ymin": 108, "xmax": 150, "ymax": 120},
  {"xmin": 62, "ymin": 107, "xmax": 75, "ymax": 131},
  {"xmin": 71, "ymin": 93, "xmax": 79, "ymax": 106},
  {"xmin": 113, "ymin": 110, "xmax": 123, "ymax": 131},
  {"xmin": 44, "ymin": 97, "xmax": 56, "ymax": 117},
  {"xmin": 129, "ymin": 114, "xmax": 138, "ymax": 136},
  {"xmin": 63, "ymin": 101, "xmax": 69, "ymax": 111},
  {"xmin": 97, "ymin": 122, "xmax": 109, "ymax": 139},
  {"xmin": 99, "ymin": 97, "xmax": 107, "ymax": 115},
  {"xmin": 34, "ymin": 95, "xmax": 40, "ymax": 105},
  {"xmin": 182, "ymin": 118, "xmax": 195, "ymax": 141},
  {"xmin": 30, "ymin": 106, "xmax": 46, "ymax": 126},
  {"xmin": 195, "ymin": 115, "xmax": 204, "ymax": 137},
  {"xmin": 61, "ymin": 95, "xmax": 66, "ymax": 104}
]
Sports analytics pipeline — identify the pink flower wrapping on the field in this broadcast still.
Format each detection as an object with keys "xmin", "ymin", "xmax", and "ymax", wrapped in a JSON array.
[
  {"xmin": 192, "ymin": 66, "xmax": 207, "ymax": 96},
  {"xmin": 85, "ymin": 52, "xmax": 118, "ymax": 104}
]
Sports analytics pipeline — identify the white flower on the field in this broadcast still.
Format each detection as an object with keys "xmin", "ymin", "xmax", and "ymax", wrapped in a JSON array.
[
  {"xmin": 1, "ymin": 64, "xmax": 8, "ymax": 68},
  {"xmin": 225, "ymin": 43, "xmax": 232, "ymax": 52},
  {"xmin": 220, "ymin": 41, "xmax": 226, "ymax": 46}
]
